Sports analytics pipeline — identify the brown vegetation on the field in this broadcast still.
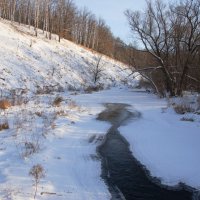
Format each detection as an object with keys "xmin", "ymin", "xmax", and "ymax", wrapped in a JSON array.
[
  {"xmin": 0, "ymin": 100, "xmax": 11, "ymax": 109},
  {"xmin": 0, "ymin": 0, "xmax": 116, "ymax": 58},
  {"xmin": 0, "ymin": 122, "xmax": 9, "ymax": 131},
  {"xmin": 53, "ymin": 96, "xmax": 63, "ymax": 107}
]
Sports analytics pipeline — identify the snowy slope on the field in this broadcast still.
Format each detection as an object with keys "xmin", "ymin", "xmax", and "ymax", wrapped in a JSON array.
[{"xmin": 0, "ymin": 19, "xmax": 138, "ymax": 94}]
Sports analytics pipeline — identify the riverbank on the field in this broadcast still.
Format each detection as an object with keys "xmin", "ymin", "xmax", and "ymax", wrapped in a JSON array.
[{"xmin": 0, "ymin": 88, "xmax": 199, "ymax": 199}]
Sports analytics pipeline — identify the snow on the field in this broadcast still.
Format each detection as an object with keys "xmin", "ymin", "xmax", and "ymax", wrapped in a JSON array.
[
  {"xmin": 118, "ymin": 91, "xmax": 200, "ymax": 189},
  {"xmin": 0, "ymin": 86, "xmax": 200, "ymax": 199},
  {"xmin": 0, "ymin": 93, "xmax": 111, "ymax": 200},
  {"xmin": 0, "ymin": 19, "xmax": 200, "ymax": 199},
  {"xmin": 0, "ymin": 19, "xmax": 139, "ymax": 93},
  {"xmin": 72, "ymin": 89, "xmax": 200, "ymax": 191}
]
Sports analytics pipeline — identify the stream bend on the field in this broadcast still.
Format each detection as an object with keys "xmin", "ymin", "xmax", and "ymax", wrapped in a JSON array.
[{"xmin": 97, "ymin": 103, "xmax": 193, "ymax": 200}]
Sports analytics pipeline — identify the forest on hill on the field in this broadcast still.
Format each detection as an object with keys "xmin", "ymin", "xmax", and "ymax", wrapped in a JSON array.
[{"xmin": 0, "ymin": 0, "xmax": 200, "ymax": 96}]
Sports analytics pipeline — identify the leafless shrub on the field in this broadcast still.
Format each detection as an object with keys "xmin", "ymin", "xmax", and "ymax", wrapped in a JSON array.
[
  {"xmin": 70, "ymin": 92, "xmax": 79, "ymax": 95},
  {"xmin": 13, "ymin": 114, "xmax": 24, "ymax": 134},
  {"xmin": 67, "ymin": 84, "xmax": 77, "ymax": 91},
  {"xmin": 12, "ymin": 96, "xmax": 29, "ymax": 106},
  {"xmin": 9, "ymin": 89, "xmax": 29, "ymax": 106},
  {"xmin": 16, "ymin": 131, "xmax": 42, "ymax": 158},
  {"xmin": 35, "ymin": 112, "xmax": 43, "ymax": 117},
  {"xmin": 41, "ymin": 113, "xmax": 57, "ymax": 135},
  {"xmin": 56, "ymin": 110, "xmax": 68, "ymax": 116},
  {"xmin": 23, "ymin": 140, "xmax": 40, "ymax": 157},
  {"xmin": 0, "ymin": 122, "xmax": 9, "ymax": 131},
  {"xmin": 53, "ymin": 96, "xmax": 63, "ymax": 107},
  {"xmin": 91, "ymin": 55, "xmax": 104, "ymax": 84},
  {"xmin": 84, "ymin": 85, "xmax": 104, "ymax": 93},
  {"xmin": 180, "ymin": 117, "xmax": 195, "ymax": 122},
  {"xmin": 29, "ymin": 164, "xmax": 45, "ymax": 199},
  {"xmin": 36, "ymin": 85, "xmax": 53, "ymax": 95},
  {"xmin": 174, "ymin": 104, "xmax": 195, "ymax": 115},
  {"xmin": 51, "ymin": 123, "xmax": 56, "ymax": 129},
  {"xmin": 36, "ymin": 84, "xmax": 64, "ymax": 95}
]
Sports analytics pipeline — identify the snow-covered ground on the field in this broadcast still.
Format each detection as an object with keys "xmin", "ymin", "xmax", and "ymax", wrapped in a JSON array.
[
  {"xmin": 0, "ymin": 19, "xmax": 141, "ymax": 199},
  {"xmin": 1, "ymin": 19, "xmax": 200, "ymax": 200},
  {"xmin": 0, "ymin": 88, "xmax": 200, "ymax": 199}
]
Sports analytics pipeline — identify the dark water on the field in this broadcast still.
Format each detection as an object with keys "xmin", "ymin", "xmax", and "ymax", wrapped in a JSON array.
[{"xmin": 97, "ymin": 103, "xmax": 194, "ymax": 200}]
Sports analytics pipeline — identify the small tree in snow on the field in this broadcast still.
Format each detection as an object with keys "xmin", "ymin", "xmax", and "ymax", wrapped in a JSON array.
[
  {"xmin": 29, "ymin": 164, "xmax": 45, "ymax": 199},
  {"xmin": 91, "ymin": 55, "xmax": 104, "ymax": 84}
]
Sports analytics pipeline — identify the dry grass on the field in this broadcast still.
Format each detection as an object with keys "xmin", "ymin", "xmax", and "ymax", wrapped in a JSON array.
[
  {"xmin": 0, "ymin": 99, "xmax": 11, "ymax": 109},
  {"xmin": 29, "ymin": 164, "xmax": 45, "ymax": 199},
  {"xmin": 180, "ymin": 117, "xmax": 195, "ymax": 122},
  {"xmin": 173, "ymin": 104, "xmax": 194, "ymax": 114},
  {"xmin": 36, "ymin": 85, "xmax": 64, "ymax": 95},
  {"xmin": 35, "ymin": 112, "xmax": 43, "ymax": 117},
  {"xmin": 56, "ymin": 110, "xmax": 68, "ymax": 116},
  {"xmin": 24, "ymin": 141, "xmax": 40, "ymax": 157},
  {"xmin": 84, "ymin": 85, "xmax": 104, "ymax": 93},
  {"xmin": 53, "ymin": 96, "xmax": 63, "ymax": 107},
  {"xmin": 0, "ymin": 122, "xmax": 9, "ymax": 131}
]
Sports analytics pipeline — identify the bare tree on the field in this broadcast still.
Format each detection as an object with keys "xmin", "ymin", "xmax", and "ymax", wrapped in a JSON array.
[
  {"xmin": 29, "ymin": 164, "xmax": 45, "ymax": 199},
  {"xmin": 0, "ymin": 0, "xmax": 117, "ymax": 59},
  {"xmin": 125, "ymin": 0, "xmax": 200, "ymax": 96},
  {"xmin": 91, "ymin": 55, "xmax": 104, "ymax": 84},
  {"xmin": 34, "ymin": 0, "xmax": 40, "ymax": 37}
]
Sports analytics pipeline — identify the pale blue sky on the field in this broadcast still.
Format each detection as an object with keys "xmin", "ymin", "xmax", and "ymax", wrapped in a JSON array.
[{"xmin": 74, "ymin": 0, "xmax": 173, "ymax": 44}]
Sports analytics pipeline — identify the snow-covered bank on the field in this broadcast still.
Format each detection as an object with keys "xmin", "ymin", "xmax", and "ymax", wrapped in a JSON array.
[
  {"xmin": 117, "ymin": 92, "xmax": 200, "ymax": 190},
  {"xmin": 69, "ymin": 88, "xmax": 200, "ymax": 190},
  {"xmin": 72, "ymin": 88, "xmax": 200, "ymax": 191}
]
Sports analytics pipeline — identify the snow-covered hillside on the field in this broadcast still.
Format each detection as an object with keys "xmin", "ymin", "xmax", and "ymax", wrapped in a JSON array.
[
  {"xmin": 0, "ymin": 20, "xmax": 140, "ymax": 200},
  {"xmin": 0, "ymin": 19, "xmax": 138, "ymax": 94}
]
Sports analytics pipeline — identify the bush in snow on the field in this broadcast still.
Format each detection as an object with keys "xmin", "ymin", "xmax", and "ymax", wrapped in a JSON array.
[
  {"xmin": 53, "ymin": 96, "xmax": 63, "ymax": 107},
  {"xmin": 29, "ymin": 164, "xmax": 45, "ymax": 199},
  {"xmin": 0, "ymin": 99, "xmax": 11, "ymax": 109},
  {"xmin": 0, "ymin": 122, "xmax": 9, "ymax": 131},
  {"xmin": 180, "ymin": 117, "xmax": 195, "ymax": 122},
  {"xmin": 84, "ymin": 85, "xmax": 104, "ymax": 94},
  {"xmin": 23, "ymin": 141, "xmax": 41, "ymax": 157},
  {"xmin": 173, "ymin": 104, "xmax": 195, "ymax": 115}
]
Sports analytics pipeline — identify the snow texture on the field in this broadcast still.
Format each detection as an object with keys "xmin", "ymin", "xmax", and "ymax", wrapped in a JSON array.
[{"xmin": 0, "ymin": 19, "xmax": 200, "ymax": 200}]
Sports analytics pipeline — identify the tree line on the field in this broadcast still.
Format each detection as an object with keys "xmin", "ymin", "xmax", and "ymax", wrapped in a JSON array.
[
  {"xmin": 0, "ymin": 0, "xmax": 199, "ymax": 96},
  {"xmin": 0, "ymin": 0, "xmax": 117, "ymax": 57}
]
